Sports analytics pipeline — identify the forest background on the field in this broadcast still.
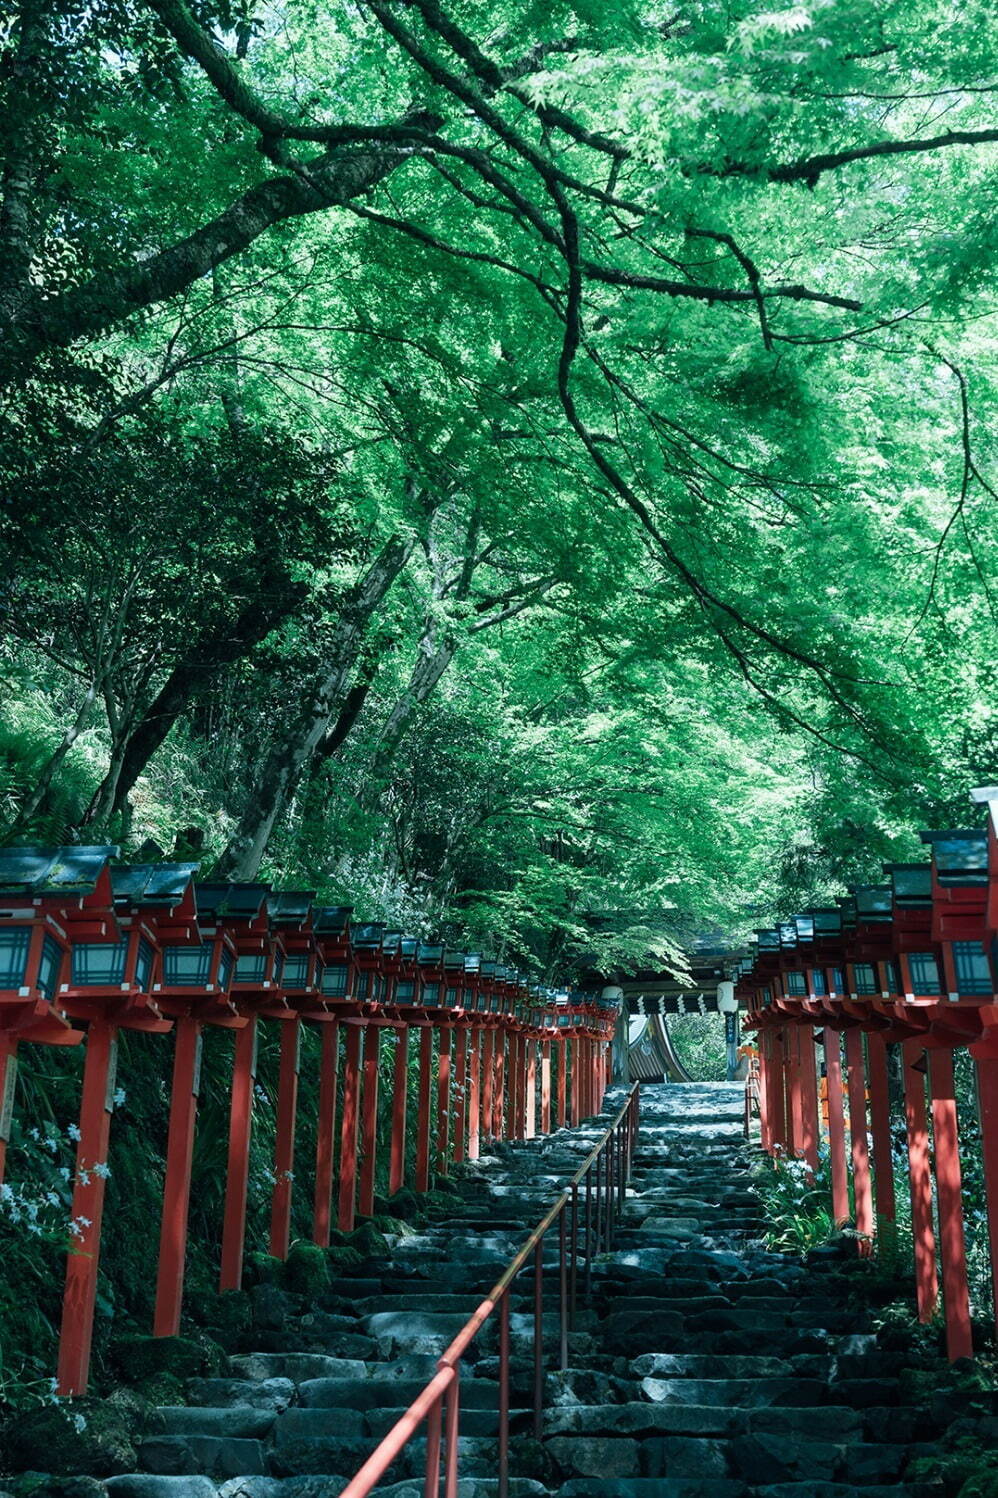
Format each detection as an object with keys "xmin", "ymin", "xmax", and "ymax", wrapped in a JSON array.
[{"xmin": 0, "ymin": 0, "xmax": 997, "ymax": 1403}]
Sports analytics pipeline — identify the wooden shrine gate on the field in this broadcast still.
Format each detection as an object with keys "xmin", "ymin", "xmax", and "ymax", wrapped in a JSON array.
[
  {"xmin": 740, "ymin": 784, "xmax": 998, "ymax": 1362},
  {"xmin": 0, "ymin": 846, "xmax": 618, "ymax": 1396}
]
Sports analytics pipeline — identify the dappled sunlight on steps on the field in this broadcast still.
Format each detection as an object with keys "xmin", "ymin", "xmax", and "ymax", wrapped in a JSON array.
[{"xmin": 34, "ymin": 1084, "xmax": 995, "ymax": 1498}]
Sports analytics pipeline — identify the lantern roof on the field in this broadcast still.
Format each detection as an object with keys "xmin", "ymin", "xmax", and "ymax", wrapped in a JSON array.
[
  {"xmin": 313, "ymin": 905, "xmax": 352, "ymax": 935},
  {"xmin": 400, "ymin": 937, "xmax": 419, "ymax": 959},
  {"xmin": 195, "ymin": 883, "xmax": 269, "ymax": 921},
  {"xmin": 792, "ymin": 915, "xmax": 815, "ymax": 942},
  {"xmin": 268, "ymin": 891, "xmax": 316, "ymax": 925},
  {"xmin": 382, "ymin": 929, "xmax": 403, "ymax": 955},
  {"xmin": 418, "ymin": 941, "xmax": 445, "ymax": 964},
  {"xmin": 835, "ymin": 896, "xmax": 858, "ymax": 927},
  {"xmin": 919, "ymin": 829, "xmax": 989, "ymax": 884},
  {"xmin": 884, "ymin": 863, "xmax": 932, "ymax": 905},
  {"xmin": 854, "ymin": 885, "xmax": 893, "ymax": 921},
  {"xmin": 464, "ymin": 953, "xmax": 481, "ymax": 974},
  {"xmin": 754, "ymin": 929, "xmax": 780, "ymax": 951},
  {"xmin": 808, "ymin": 907, "xmax": 843, "ymax": 936},
  {"xmin": 111, "ymin": 862, "xmax": 199, "ymax": 909},
  {"xmin": 970, "ymin": 786, "xmax": 998, "ymax": 830},
  {"xmin": 0, "ymin": 844, "xmax": 118, "ymax": 896},
  {"xmin": 777, "ymin": 921, "xmax": 797, "ymax": 948},
  {"xmin": 350, "ymin": 922, "xmax": 385, "ymax": 950},
  {"xmin": 444, "ymin": 950, "xmax": 466, "ymax": 971}
]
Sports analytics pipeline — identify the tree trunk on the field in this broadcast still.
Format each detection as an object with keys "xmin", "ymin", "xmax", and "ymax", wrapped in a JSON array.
[
  {"xmin": 6, "ymin": 678, "xmax": 99, "ymax": 836},
  {"xmin": 214, "ymin": 535, "xmax": 414, "ymax": 880},
  {"xmin": 358, "ymin": 628, "xmax": 459, "ymax": 811},
  {"xmin": 103, "ymin": 578, "xmax": 306, "ymax": 819}
]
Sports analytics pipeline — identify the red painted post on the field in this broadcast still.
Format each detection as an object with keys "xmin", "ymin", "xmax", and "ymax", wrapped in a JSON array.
[
  {"xmin": 389, "ymin": 1024, "xmax": 409, "ymax": 1196},
  {"xmin": 58, "ymin": 1020, "xmax": 117, "ymax": 1395},
  {"xmin": 467, "ymin": 1027, "xmax": 481, "ymax": 1161},
  {"xmin": 221, "ymin": 1017, "xmax": 257, "ymax": 1291},
  {"xmin": 928, "ymin": 1047, "xmax": 973, "ymax": 1361},
  {"xmin": 270, "ymin": 1016, "xmax": 301, "ymax": 1259},
  {"xmin": 359, "ymin": 1023, "xmax": 381, "ymax": 1218},
  {"xmin": 556, "ymin": 1038, "xmax": 567, "ymax": 1130},
  {"xmin": 902, "ymin": 1038, "xmax": 938, "ymax": 1322},
  {"xmin": 480, "ymin": 1028, "xmax": 495, "ymax": 1143},
  {"xmin": 508, "ymin": 1033, "xmax": 522, "ymax": 1140},
  {"xmin": 313, "ymin": 1021, "xmax": 339, "ymax": 1246},
  {"xmin": 154, "ymin": 1015, "xmax": 202, "ymax": 1336},
  {"xmin": 823, "ymin": 1027, "xmax": 850, "ymax": 1227},
  {"xmin": 436, "ymin": 1026, "xmax": 451, "ymax": 1173},
  {"xmin": 452, "ymin": 1025, "xmax": 468, "ymax": 1164},
  {"xmin": 770, "ymin": 1027, "xmax": 789, "ymax": 1155},
  {"xmin": 569, "ymin": 1038, "xmax": 580, "ymax": 1127},
  {"xmin": 0, "ymin": 1035, "xmax": 17, "ymax": 1185},
  {"xmin": 866, "ymin": 1030, "xmax": 896, "ymax": 1254},
  {"xmin": 415, "ymin": 1026, "xmax": 433, "ymax": 1192},
  {"xmin": 974, "ymin": 1054, "xmax": 998, "ymax": 1342},
  {"xmin": 494, "ymin": 1032, "xmax": 505, "ymax": 1138},
  {"xmin": 540, "ymin": 1040, "xmax": 551, "ymax": 1134},
  {"xmin": 786, "ymin": 1026, "xmax": 804, "ymax": 1159},
  {"xmin": 844, "ymin": 1027, "xmax": 874, "ymax": 1255},
  {"xmin": 525, "ymin": 1037, "xmax": 537, "ymax": 1140},
  {"xmin": 338, "ymin": 1023, "xmax": 362, "ymax": 1232},
  {"xmin": 757, "ymin": 1030, "xmax": 773, "ymax": 1152},
  {"xmin": 797, "ymin": 1026, "xmax": 820, "ymax": 1173}
]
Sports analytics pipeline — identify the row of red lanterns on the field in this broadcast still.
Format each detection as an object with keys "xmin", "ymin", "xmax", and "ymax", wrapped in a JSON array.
[
  {"xmin": 0, "ymin": 845, "xmax": 616, "ymax": 1396},
  {"xmin": 736, "ymin": 787, "xmax": 998, "ymax": 1363}
]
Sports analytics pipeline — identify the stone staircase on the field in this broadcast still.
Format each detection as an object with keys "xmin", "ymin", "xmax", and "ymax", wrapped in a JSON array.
[{"xmin": 15, "ymin": 1083, "xmax": 993, "ymax": 1498}]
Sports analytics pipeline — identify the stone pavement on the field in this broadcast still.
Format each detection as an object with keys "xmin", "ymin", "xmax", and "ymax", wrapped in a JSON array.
[{"xmin": 7, "ymin": 1082, "xmax": 990, "ymax": 1497}]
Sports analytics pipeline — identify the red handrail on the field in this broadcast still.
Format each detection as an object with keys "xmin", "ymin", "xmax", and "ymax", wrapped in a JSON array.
[{"xmin": 339, "ymin": 1083, "xmax": 641, "ymax": 1498}]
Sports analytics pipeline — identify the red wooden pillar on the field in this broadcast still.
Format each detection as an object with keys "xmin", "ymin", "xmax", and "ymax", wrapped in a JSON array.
[
  {"xmin": 866, "ymin": 1030, "xmax": 896, "ymax": 1254},
  {"xmin": 220, "ymin": 1017, "xmax": 257, "ymax": 1291},
  {"xmin": 270, "ymin": 1017, "xmax": 301, "ymax": 1259},
  {"xmin": 525, "ymin": 1037, "xmax": 537, "ymax": 1139},
  {"xmin": 493, "ymin": 1032, "xmax": 505, "ymax": 1137},
  {"xmin": 928, "ymin": 1047, "xmax": 973, "ymax": 1361},
  {"xmin": 791, "ymin": 1030, "xmax": 815, "ymax": 1168},
  {"xmin": 313, "ymin": 1021, "xmax": 339, "ymax": 1246},
  {"xmin": 452, "ymin": 1025, "xmax": 468, "ymax": 1164},
  {"xmin": 58, "ymin": 1020, "xmax": 117, "ymax": 1395},
  {"xmin": 338, "ymin": 1023, "xmax": 362, "ymax": 1232},
  {"xmin": 823, "ymin": 1027, "xmax": 850, "ymax": 1226},
  {"xmin": 844, "ymin": 1027, "xmax": 874, "ymax": 1254},
  {"xmin": 389, "ymin": 1024, "xmax": 409, "ymax": 1196},
  {"xmin": 540, "ymin": 1040, "xmax": 552, "ymax": 1134},
  {"xmin": 768, "ymin": 1028, "xmax": 787, "ymax": 1154},
  {"xmin": 415, "ymin": 1026, "xmax": 433, "ymax": 1192},
  {"xmin": 154, "ymin": 1016, "xmax": 202, "ymax": 1336},
  {"xmin": 786, "ymin": 1026, "xmax": 804, "ymax": 1159},
  {"xmin": 508, "ymin": 1033, "xmax": 522, "ymax": 1139},
  {"xmin": 436, "ymin": 1026, "xmax": 451, "ymax": 1173},
  {"xmin": 757, "ymin": 1030, "xmax": 773, "ymax": 1152},
  {"xmin": 0, "ymin": 1035, "xmax": 17, "ymax": 1186},
  {"xmin": 467, "ymin": 1027, "xmax": 481, "ymax": 1161},
  {"xmin": 569, "ymin": 1038, "xmax": 580, "ymax": 1127},
  {"xmin": 480, "ymin": 1028, "xmax": 495, "ymax": 1143},
  {"xmin": 903, "ymin": 1038, "xmax": 938, "ymax": 1322},
  {"xmin": 359, "ymin": 1023, "xmax": 381, "ymax": 1217},
  {"xmin": 974, "ymin": 1054, "xmax": 998, "ymax": 1342},
  {"xmin": 556, "ymin": 1038, "xmax": 567, "ymax": 1129}
]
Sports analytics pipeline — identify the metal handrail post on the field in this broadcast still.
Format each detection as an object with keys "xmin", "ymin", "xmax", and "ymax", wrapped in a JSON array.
[{"xmin": 533, "ymin": 1236, "xmax": 545, "ymax": 1436}]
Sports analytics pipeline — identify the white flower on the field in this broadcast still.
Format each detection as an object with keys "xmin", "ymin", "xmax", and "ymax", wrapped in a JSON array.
[
  {"xmin": 72, "ymin": 1413, "xmax": 87, "ymax": 1433},
  {"xmin": 67, "ymin": 1124, "xmax": 81, "ymax": 1142},
  {"xmin": 91, "ymin": 1162, "xmax": 111, "ymax": 1179},
  {"xmin": 113, "ymin": 1088, "xmax": 126, "ymax": 1107}
]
